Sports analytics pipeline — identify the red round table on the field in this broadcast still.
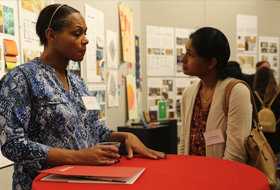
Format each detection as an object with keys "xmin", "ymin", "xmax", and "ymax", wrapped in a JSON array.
[{"xmin": 32, "ymin": 154, "xmax": 270, "ymax": 190}]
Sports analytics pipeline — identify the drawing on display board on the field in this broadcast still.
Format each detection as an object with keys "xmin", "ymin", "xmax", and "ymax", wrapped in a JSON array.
[
  {"xmin": 85, "ymin": 4, "xmax": 105, "ymax": 82},
  {"xmin": 236, "ymin": 14, "xmax": 257, "ymax": 75},
  {"xmin": 23, "ymin": 49, "xmax": 41, "ymax": 62},
  {"xmin": 67, "ymin": 60, "xmax": 81, "ymax": 77},
  {"xmin": 23, "ymin": 18, "xmax": 37, "ymax": 41},
  {"xmin": 88, "ymin": 84, "xmax": 106, "ymax": 125},
  {"xmin": 3, "ymin": 38, "xmax": 18, "ymax": 71},
  {"xmin": 119, "ymin": 3, "xmax": 135, "ymax": 64},
  {"xmin": 109, "ymin": 73, "xmax": 117, "ymax": 97},
  {"xmin": 147, "ymin": 78, "xmax": 175, "ymax": 119},
  {"xmin": 109, "ymin": 39, "xmax": 116, "ymax": 62},
  {"xmin": 237, "ymin": 54, "xmax": 257, "ymax": 74},
  {"xmin": 18, "ymin": 0, "xmax": 53, "ymax": 67},
  {"xmin": 20, "ymin": 0, "xmax": 52, "ymax": 13},
  {"xmin": 146, "ymin": 26, "xmax": 174, "ymax": 76},
  {"xmin": 21, "ymin": 0, "xmax": 41, "ymax": 13},
  {"xmin": 3, "ymin": 5, "xmax": 14, "ymax": 36},
  {"xmin": 98, "ymin": 104, "xmax": 106, "ymax": 121},
  {"xmin": 107, "ymin": 70, "xmax": 119, "ymax": 107},
  {"xmin": 236, "ymin": 14, "xmax": 258, "ymax": 54},
  {"xmin": 175, "ymin": 28, "xmax": 195, "ymax": 76},
  {"xmin": 135, "ymin": 36, "xmax": 140, "ymax": 88},
  {"xmin": 126, "ymin": 74, "xmax": 138, "ymax": 119},
  {"xmin": 88, "ymin": 84, "xmax": 106, "ymax": 104},
  {"xmin": 259, "ymin": 36, "xmax": 279, "ymax": 78},
  {"xmin": 106, "ymin": 30, "xmax": 118, "ymax": 69}
]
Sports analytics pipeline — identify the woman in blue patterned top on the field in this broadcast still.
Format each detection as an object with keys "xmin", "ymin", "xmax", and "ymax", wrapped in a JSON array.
[{"xmin": 0, "ymin": 4, "xmax": 166, "ymax": 190}]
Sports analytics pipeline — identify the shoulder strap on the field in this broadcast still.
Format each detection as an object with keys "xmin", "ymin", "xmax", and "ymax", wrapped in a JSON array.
[
  {"xmin": 268, "ymin": 92, "xmax": 279, "ymax": 108},
  {"xmin": 222, "ymin": 79, "xmax": 259, "ymax": 124},
  {"xmin": 270, "ymin": 92, "xmax": 280, "ymax": 124},
  {"xmin": 254, "ymin": 91, "xmax": 265, "ymax": 108}
]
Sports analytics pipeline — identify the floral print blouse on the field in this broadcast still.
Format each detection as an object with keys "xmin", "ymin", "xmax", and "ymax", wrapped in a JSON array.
[
  {"xmin": 0, "ymin": 58, "xmax": 114, "ymax": 190},
  {"xmin": 189, "ymin": 94, "xmax": 211, "ymax": 156}
]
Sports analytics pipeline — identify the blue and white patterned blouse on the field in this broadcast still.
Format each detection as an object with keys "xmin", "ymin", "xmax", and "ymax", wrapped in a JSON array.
[{"xmin": 0, "ymin": 58, "xmax": 114, "ymax": 190}]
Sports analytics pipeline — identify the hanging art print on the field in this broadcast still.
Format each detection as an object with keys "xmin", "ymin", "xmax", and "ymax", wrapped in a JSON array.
[
  {"xmin": 126, "ymin": 74, "xmax": 138, "ymax": 120},
  {"xmin": 119, "ymin": 3, "xmax": 135, "ymax": 64}
]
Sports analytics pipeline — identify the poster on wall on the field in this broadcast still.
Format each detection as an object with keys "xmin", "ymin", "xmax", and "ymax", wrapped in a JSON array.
[
  {"xmin": 18, "ymin": 0, "xmax": 53, "ymax": 66},
  {"xmin": 88, "ymin": 84, "xmax": 106, "ymax": 125},
  {"xmin": 175, "ymin": 28, "xmax": 194, "ymax": 76},
  {"xmin": 3, "ymin": 38, "xmax": 18, "ymax": 71},
  {"xmin": 259, "ymin": 36, "xmax": 279, "ymax": 78},
  {"xmin": 237, "ymin": 53, "xmax": 257, "ymax": 74},
  {"xmin": 107, "ymin": 70, "xmax": 119, "ymax": 107},
  {"xmin": 85, "ymin": 4, "xmax": 105, "ymax": 82},
  {"xmin": 119, "ymin": 3, "xmax": 135, "ymax": 64},
  {"xmin": 175, "ymin": 78, "xmax": 199, "ymax": 124},
  {"xmin": 147, "ymin": 77, "xmax": 175, "ymax": 119},
  {"xmin": 67, "ymin": 60, "xmax": 81, "ymax": 77},
  {"xmin": 236, "ymin": 14, "xmax": 258, "ymax": 74},
  {"xmin": 126, "ymin": 74, "xmax": 138, "ymax": 120},
  {"xmin": 236, "ymin": 14, "xmax": 258, "ymax": 54},
  {"xmin": 158, "ymin": 101, "xmax": 167, "ymax": 120},
  {"xmin": 0, "ymin": 1, "xmax": 20, "ymax": 78},
  {"xmin": 106, "ymin": 30, "xmax": 119, "ymax": 69},
  {"xmin": 146, "ymin": 26, "xmax": 174, "ymax": 76},
  {"xmin": 135, "ymin": 36, "xmax": 140, "ymax": 88}
]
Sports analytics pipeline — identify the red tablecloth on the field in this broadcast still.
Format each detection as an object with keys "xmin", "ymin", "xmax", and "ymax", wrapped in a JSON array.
[{"xmin": 32, "ymin": 154, "xmax": 270, "ymax": 190}]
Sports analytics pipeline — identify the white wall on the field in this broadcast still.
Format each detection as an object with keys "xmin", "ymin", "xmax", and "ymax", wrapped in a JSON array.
[{"xmin": 2, "ymin": 1, "xmax": 280, "ymax": 190}]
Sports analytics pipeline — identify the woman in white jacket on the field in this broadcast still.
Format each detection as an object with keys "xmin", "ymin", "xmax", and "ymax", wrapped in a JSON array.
[{"xmin": 178, "ymin": 27, "xmax": 252, "ymax": 163}]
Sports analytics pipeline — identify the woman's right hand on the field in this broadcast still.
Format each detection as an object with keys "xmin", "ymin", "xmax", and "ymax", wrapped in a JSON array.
[{"xmin": 75, "ymin": 145, "xmax": 121, "ymax": 166}]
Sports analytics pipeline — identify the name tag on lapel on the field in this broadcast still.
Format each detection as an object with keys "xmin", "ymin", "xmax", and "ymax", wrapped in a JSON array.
[
  {"xmin": 203, "ymin": 129, "xmax": 225, "ymax": 146},
  {"xmin": 81, "ymin": 97, "xmax": 101, "ymax": 110}
]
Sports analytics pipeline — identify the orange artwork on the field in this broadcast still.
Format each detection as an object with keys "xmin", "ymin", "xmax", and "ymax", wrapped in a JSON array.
[
  {"xmin": 3, "ymin": 39, "xmax": 18, "ymax": 56},
  {"xmin": 119, "ymin": 3, "xmax": 135, "ymax": 64},
  {"xmin": 126, "ymin": 74, "xmax": 138, "ymax": 120}
]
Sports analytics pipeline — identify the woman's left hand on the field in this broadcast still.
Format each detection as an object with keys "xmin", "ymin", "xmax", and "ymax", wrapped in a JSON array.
[{"xmin": 124, "ymin": 133, "xmax": 167, "ymax": 159}]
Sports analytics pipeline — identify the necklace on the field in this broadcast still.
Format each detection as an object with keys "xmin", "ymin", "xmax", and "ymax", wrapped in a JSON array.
[{"xmin": 200, "ymin": 87, "xmax": 216, "ymax": 104}]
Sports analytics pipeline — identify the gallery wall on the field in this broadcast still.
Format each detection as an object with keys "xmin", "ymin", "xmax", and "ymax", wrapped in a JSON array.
[
  {"xmin": 1, "ymin": 1, "xmax": 280, "ymax": 189},
  {"xmin": 140, "ymin": 1, "xmax": 280, "ymax": 135}
]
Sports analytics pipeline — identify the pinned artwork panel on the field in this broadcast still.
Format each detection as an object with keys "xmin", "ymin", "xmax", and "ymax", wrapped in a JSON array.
[
  {"xmin": 119, "ymin": 3, "xmax": 135, "ymax": 64},
  {"xmin": 3, "ymin": 39, "xmax": 18, "ymax": 71},
  {"xmin": 107, "ymin": 70, "xmax": 119, "ymax": 107},
  {"xmin": 126, "ymin": 74, "xmax": 138, "ymax": 120},
  {"xmin": 106, "ymin": 30, "xmax": 119, "ymax": 69},
  {"xmin": 3, "ymin": 5, "xmax": 15, "ymax": 36},
  {"xmin": 135, "ymin": 36, "xmax": 140, "ymax": 88},
  {"xmin": 3, "ymin": 39, "xmax": 18, "ymax": 56}
]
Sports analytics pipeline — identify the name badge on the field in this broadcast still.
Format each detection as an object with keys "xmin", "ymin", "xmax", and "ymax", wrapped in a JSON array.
[
  {"xmin": 81, "ymin": 97, "xmax": 101, "ymax": 110},
  {"xmin": 203, "ymin": 129, "xmax": 225, "ymax": 146}
]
